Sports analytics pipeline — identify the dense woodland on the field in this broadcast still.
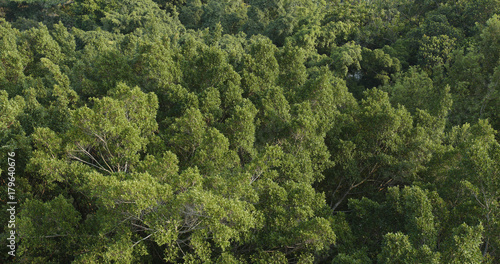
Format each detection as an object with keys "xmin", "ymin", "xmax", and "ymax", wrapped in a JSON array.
[{"xmin": 0, "ymin": 0, "xmax": 499, "ymax": 263}]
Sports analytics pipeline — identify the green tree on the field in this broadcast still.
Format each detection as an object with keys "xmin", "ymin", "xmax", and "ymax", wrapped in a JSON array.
[{"xmin": 377, "ymin": 232, "xmax": 440, "ymax": 264}]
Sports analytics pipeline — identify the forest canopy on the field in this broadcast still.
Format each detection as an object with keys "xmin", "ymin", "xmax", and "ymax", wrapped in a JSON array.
[{"xmin": 0, "ymin": 0, "xmax": 499, "ymax": 263}]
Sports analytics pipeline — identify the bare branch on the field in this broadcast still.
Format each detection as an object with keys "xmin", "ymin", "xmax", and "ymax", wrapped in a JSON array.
[
  {"xmin": 68, "ymin": 153, "xmax": 112, "ymax": 174},
  {"xmin": 132, "ymin": 232, "xmax": 157, "ymax": 248}
]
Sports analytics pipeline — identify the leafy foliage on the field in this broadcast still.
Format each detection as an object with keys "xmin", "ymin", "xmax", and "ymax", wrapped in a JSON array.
[{"xmin": 1, "ymin": 0, "xmax": 500, "ymax": 263}]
